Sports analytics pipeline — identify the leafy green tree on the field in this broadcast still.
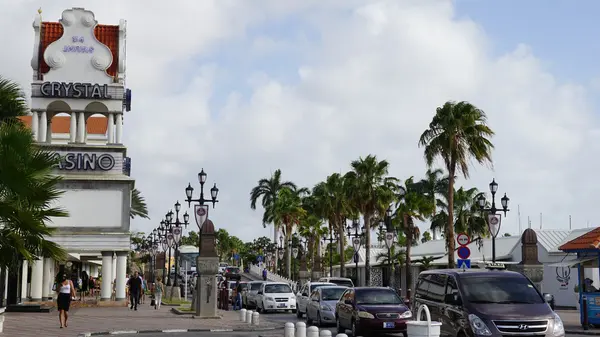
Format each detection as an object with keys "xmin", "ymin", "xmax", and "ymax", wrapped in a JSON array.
[
  {"xmin": 421, "ymin": 231, "xmax": 432, "ymax": 243},
  {"xmin": 180, "ymin": 230, "xmax": 199, "ymax": 246},
  {"xmin": 419, "ymin": 101, "xmax": 495, "ymax": 268}
]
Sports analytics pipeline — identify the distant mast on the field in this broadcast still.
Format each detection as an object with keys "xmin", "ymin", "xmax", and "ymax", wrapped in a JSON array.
[{"xmin": 518, "ymin": 205, "xmax": 522, "ymax": 234}]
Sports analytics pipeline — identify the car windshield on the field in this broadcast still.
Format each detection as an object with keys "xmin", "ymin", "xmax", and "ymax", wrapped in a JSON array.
[
  {"xmin": 250, "ymin": 283, "xmax": 263, "ymax": 290},
  {"xmin": 356, "ymin": 289, "xmax": 402, "ymax": 305},
  {"xmin": 226, "ymin": 267, "xmax": 240, "ymax": 273},
  {"xmin": 310, "ymin": 284, "xmax": 332, "ymax": 292},
  {"xmin": 240, "ymin": 283, "xmax": 248, "ymax": 290},
  {"xmin": 321, "ymin": 288, "xmax": 347, "ymax": 301},
  {"xmin": 460, "ymin": 276, "xmax": 544, "ymax": 304},
  {"xmin": 229, "ymin": 283, "xmax": 237, "ymax": 289},
  {"xmin": 265, "ymin": 284, "xmax": 292, "ymax": 293},
  {"xmin": 329, "ymin": 279, "xmax": 354, "ymax": 287}
]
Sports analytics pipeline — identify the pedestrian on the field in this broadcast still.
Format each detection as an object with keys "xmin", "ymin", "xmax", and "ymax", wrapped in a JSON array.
[
  {"xmin": 140, "ymin": 274, "xmax": 146, "ymax": 304},
  {"xmin": 262, "ymin": 268, "xmax": 267, "ymax": 281},
  {"xmin": 127, "ymin": 271, "xmax": 142, "ymax": 310},
  {"xmin": 81, "ymin": 271, "xmax": 89, "ymax": 301},
  {"xmin": 234, "ymin": 281, "xmax": 243, "ymax": 310},
  {"xmin": 154, "ymin": 276, "xmax": 165, "ymax": 310},
  {"xmin": 56, "ymin": 273, "xmax": 76, "ymax": 329}
]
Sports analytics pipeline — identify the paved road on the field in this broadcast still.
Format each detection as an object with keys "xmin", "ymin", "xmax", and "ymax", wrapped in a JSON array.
[
  {"xmin": 122, "ymin": 333, "xmax": 264, "ymax": 337},
  {"xmin": 260, "ymin": 311, "xmax": 337, "ymax": 335}
]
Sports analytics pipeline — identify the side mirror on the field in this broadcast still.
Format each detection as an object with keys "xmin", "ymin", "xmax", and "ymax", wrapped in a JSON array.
[
  {"xmin": 344, "ymin": 299, "xmax": 353, "ymax": 305},
  {"xmin": 257, "ymin": 291, "xmax": 263, "ymax": 295},
  {"xmin": 444, "ymin": 293, "xmax": 462, "ymax": 306},
  {"xmin": 543, "ymin": 293, "xmax": 554, "ymax": 303}
]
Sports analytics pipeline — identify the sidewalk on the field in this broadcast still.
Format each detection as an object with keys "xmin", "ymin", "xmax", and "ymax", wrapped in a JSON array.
[
  {"xmin": 1, "ymin": 303, "xmax": 282, "ymax": 337},
  {"xmin": 557, "ymin": 309, "xmax": 600, "ymax": 335}
]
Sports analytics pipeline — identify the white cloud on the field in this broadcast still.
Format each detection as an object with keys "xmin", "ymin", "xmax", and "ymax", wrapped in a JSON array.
[{"xmin": 1, "ymin": 0, "xmax": 597, "ymax": 243}]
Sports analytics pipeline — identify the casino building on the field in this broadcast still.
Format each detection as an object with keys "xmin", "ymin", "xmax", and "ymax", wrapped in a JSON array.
[{"xmin": 5, "ymin": 7, "xmax": 134, "ymax": 305}]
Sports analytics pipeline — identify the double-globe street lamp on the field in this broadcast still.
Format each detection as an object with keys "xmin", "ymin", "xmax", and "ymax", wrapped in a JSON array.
[
  {"xmin": 160, "ymin": 218, "xmax": 175, "ymax": 286},
  {"xmin": 477, "ymin": 179, "xmax": 510, "ymax": 263},
  {"xmin": 163, "ymin": 202, "xmax": 190, "ymax": 287},
  {"xmin": 143, "ymin": 230, "xmax": 160, "ymax": 282},
  {"xmin": 278, "ymin": 235, "xmax": 285, "ymax": 275},
  {"xmin": 322, "ymin": 230, "xmax": 335, "ymax": 277},
  {"xmin": 347, "ymin": 219, "xmax": 366, "ymax": 286},
  {"xmin": 378, "ymin": 207, "xmax": 394, "ymax": 287}
]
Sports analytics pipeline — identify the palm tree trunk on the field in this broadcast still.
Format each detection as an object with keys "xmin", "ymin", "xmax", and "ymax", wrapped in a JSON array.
[
  {"xmin": 446, "ymin": 165, "xmax": 456, "ymax": 268},
  {"xmin": 286, "ymin": 231, "xmax": 292, "ymax": 279},
  {"xmin": 363, "ymin": 212, "xmax": 372, "ymax": 286},
  {"xmin": 338, "ymin": 217, "xmax": 346, "ymax": 278},
  {"xmin": 273, "ymin": 224, "xmax": 279, "ymax": 273}
]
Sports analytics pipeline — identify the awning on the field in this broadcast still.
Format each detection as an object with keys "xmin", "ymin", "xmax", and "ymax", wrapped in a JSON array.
[
  {"xmin": 548, "ymin": 257, "xmax": 596, "ymax": 267},
  {"xmin": 67, "ymin": 253, "xmax": 81, "ymax": 261},
  {"xmin": 87, "ymin": 260, "xmax": 102, "ymax": 266}
]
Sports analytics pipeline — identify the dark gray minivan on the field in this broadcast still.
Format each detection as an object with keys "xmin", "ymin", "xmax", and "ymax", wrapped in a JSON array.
[{"xmin": 413, "ymin": 265, "xmax": 564, "ymax": 337}]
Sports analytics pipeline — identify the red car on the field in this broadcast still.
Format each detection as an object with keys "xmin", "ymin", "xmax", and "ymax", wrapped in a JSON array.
[{"xmin": 336, "ymin": 287, "xmax": 411, "ymax": 337}]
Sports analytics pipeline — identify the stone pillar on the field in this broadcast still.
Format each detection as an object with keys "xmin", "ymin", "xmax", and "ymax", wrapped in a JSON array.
[
  {"xmin": 31, "ymin": 112, "xmax": 39, "ymax": 141},
  {"xmin": 115, "ymin": 252, "xmax": 127, "ymax": 301},
  {"xmin": 77, "ymin": 112, "xmax": 85, "ymax": 143},
  {"xmin": 101, "ymin": 252, "xmax": 113, "ymax": 301},
  {"xmin": 39, "ymin": 111, "xmax": 47, "ymax": 143},
  {"xmin": 517, "ymin": 228, "xmax": 544, "ymax": 291},
  {"xmin": 21, "ymin": 260, "xmax": 28, "ymax": 300},
  {"xmin": 107, "ymin": 113, "xmax": 115, "ymax": 144},
  {"xmin": 45, "ymin": 118, "xmax": 52, "ymax": 143},
  {"xmin": 195, "ymin": 220, "xmax": 219, "ymax": 318},
  {"xmin": 30, "ymin": 258, "xmax": 44, "ymax": 301},
  {"xmin": 42, "ymin": 258, "xmax": 52, "ymax": 300},
  {"xmin": 92, "ymin": 265, "xmax": 98, "ymax": 278},
  {"xmin": 115, "ymin": 114, "xmax": 123, "ymax": 144},
  {"xmin": 69, "ymin": 113, "xmax": 77, "ymax": 143},
  {"xmin": 112, "ymin": 255, "xmax": 117, "ymax": 288}
]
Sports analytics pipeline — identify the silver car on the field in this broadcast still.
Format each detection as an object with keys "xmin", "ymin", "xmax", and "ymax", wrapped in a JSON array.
[
  {"xmin": 296, "ymin": 282, "xmax": 335, "ymax": 318},
  {"xmin": 243, "ymin": 281, "xmax": 264, "ymax": 309},
  {"xmin": 306, "ymin": 286, "xmax": 348, "ymax": 326}
]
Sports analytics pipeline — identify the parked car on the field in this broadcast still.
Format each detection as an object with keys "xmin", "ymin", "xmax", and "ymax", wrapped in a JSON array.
[
  {"xmin": 336, "ymin": 287, "xmax": 411, "ymax": 337},
  {"xmin": 243, "ymin": 281, "xmax": 264, "ymax": 309},
  {"xmin": 256, "ymin": 282, "xmax": 297, "ymax": 313},
  {"xmin": 318, "ymin": 277, "xmax": 354, "ymax": 287},
  {"xmin": 412, "ymin": 263, "xmax": 563, "ymax": 337},
  {"xmin": 306, "ymin": 286, "xmax": 348, "ymax": 326},
  {"xmin": 218, "ymin": 262, "xmax": 228, "ymax": 275},
  {"xmin": 224, "ymin": 266, "xmax": 241, "ymax": 280},
  {"xmin": 296, "ymin": 281, "xmax": 335, "ymax": 318}
]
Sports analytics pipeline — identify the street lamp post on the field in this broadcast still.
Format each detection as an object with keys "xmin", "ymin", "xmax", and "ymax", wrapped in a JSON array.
[
  {"xmin": 164, "ymin": 218, "xmax": 175, "ymax": 286},
  {"xmin": 477, "ymin": 179, "xmax": 510, "ymax": 263},
  {"xmin": 266, "ymin": 251, "xmax": 274, "ymax": 273},
  {"xmin": 347, "ymin": 219, "xmax": 366, "ymax": 286},
  {"xmin": 163, "ymin": 202, "xmax": 190, "ymax": 287},
  {"xmin": 379, "ymin": 207, "xmax": 394, "ymax": 287},
  {"xmin": 292, "ymin": 243, "xmax": 299, "ymax": 281},
  {"xmin": 278, "ymin": 235, "xmax": 285, "ymax": 275},
  {"xmin": 322, "ymin": 230, "xmax": 335, "ymax": 277},
  {"xmin": 160, "ymin": 229, "xmax": 168, "ymax": 283}
]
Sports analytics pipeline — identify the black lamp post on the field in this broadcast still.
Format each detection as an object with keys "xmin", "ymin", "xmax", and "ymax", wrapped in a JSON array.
[
  {"xmin": 278, "ymin": 235, "xmax": 285, "ymax": 275},
  {"xmin": 347, "ymin": 219, "xmax": 366, "ymax": 286},
  {"xmin": 160, "ymin": 228, "xmax": 168, "ymax": 283},
  {"xmin": 292, "ymin": 238, "xmax": 299, "ymax": 281},
  {"xmin": 266, "ymin": 250, "xmax": 274, "ymax": 272},
  {"xmin": 322, "ymin": 230, "xmax": 335, "ymax": 277},
  {"xmin": 163, "ymin": 202, "xmax": 190, "ymax": 287},
  {"xmin": 477, "ymin": 179, "xmax": 510, "ymax": 263},
  {"xmin": 164, "ymin": 218, "xmax": 175, "ymax": 286},
  {"xmin": 378, "ymin": 207, "xmax": 394, "ymax": 287}
]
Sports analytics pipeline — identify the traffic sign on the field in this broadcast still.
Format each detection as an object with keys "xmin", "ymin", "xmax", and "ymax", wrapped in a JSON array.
[
  {"xmin": 234, "ymin": 254, "xmax": 240, "ymax": 260},
  {"xmin": 456, "ymin": 233, "xmax": 470, "ymax": 246},
  {"xmin": 257, "ymin": 255, "xmax": 263, "ymax": 262},
  {"xmin": 457, "ymin": 259, "xmax": 471, "ymax": 269},
  {"xmin": 457, "ymin": 246, "xmax": 471, "ymax": 259}
]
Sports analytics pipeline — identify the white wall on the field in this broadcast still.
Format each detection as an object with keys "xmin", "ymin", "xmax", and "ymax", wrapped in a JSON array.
[{"xmin": 48, "ymin": 189, "xmax": 123, "ymax": 227}]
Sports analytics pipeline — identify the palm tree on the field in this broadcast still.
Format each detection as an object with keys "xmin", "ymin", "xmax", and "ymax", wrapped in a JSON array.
[
  {"xmin": 344, "ymin": 155, "xmax": 397, "ymax": 285},
  {"xmin": 250, "ymin": 169, "xmax": 298, "ymax": 272},
  {"xmin": 299, "ymin": 194, "xmax": 327, "ymax": 275},
  {"xmin": 430, "ymin": 187, "xmax": 488, "ymax": 243},
  {"xmin": 0, "ymin": 76, "xmax": 28, "ymax": 122},
  {"xmin": 419, "ymin": 101, "xmax": 495, "ymax": 268},
  {"xmin": 415, "ymin": 168, "xmax": 447, "ymax": 239},
  {"xmin": 130, "ymin": 188, "xmax": 150, "ymax": 219}
]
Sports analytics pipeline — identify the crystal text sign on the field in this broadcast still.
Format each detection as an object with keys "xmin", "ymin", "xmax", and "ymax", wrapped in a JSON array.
[{"xmin": 40, "ymin": 82, "xmax": 111, "ymax": 99}]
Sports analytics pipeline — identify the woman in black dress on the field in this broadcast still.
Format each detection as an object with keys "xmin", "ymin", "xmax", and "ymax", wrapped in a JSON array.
[{"xmin": 56, "ymin": 273, "xmax": 76, "ymax": 328}]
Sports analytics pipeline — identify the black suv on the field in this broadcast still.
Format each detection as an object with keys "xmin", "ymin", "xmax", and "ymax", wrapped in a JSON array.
[{"xmin": 413, "ymin": 264, "xmax": 564, "ymax": 337}]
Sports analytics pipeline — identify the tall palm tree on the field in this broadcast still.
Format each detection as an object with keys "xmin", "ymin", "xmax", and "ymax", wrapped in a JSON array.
[
  {"xmin": 419, "ymin": 101, "xmax": 495, "ymax": 268},
  {"xmin": 250, "ymin": 169, "xmax": 298, "ymax": 272},
  {"xmin": 299, "ymin": 194, "xmax": 327, "ymax": 276},
  {"xmin": 0, "ymin": 76, "xmax": 28, "ymax": 122},
  {"xmin": 344, "ymin": 155, "xmax": 397, "ymax": 285},
  {"xmin": 130, "ymin": 188, "xmax": 150, "ymax": 219},
  {"xmin": 430, "ymin": 187, "xmax": 489, "ymax": 242}
]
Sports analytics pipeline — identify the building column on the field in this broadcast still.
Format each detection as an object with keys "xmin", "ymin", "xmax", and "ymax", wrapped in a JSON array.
[
  {"xmin": 77, "ymin": 112, "xmax": 85, "ymax": 143},
  {"xmin": 115, "ymin": 114, "xmax": 123, "ymax": 144},
  {"xmin": 115, "ymin": 252, "xmax": 127, "ymax": 301},
  {"xmin": 31, "ymin": 112, "xmax": 39, "ymax": 141},
  {"xmin": 69, "ymin": 112, "xmax": 77, "ymax": 143},
  {"xmin": 91, "ymin": 265, "xmax": 98, "ymax": 278},
  {"xmin": 39, "ymin": 111, "xmax": 47, "ymax": 143},
  {"xmin": 42, "ymin": 258, "xmax": 52, "ymax": 300},
  {"xmin": 30, "ymin": 258, "xmax": 44, "ymax": 301},
  {"xmin": 107, "ymin": 113, "xmax": 115, "ymax": 144},
  {"xmin": 21, "ymin": 260, "xmax": 29, "ymax": 301},
  {"xmin": 100, "ymin": 252, "xmax": 113, "ymax": 301},
  {"xmin": 45, "ymin": 117, "xmax": 52, "ymax": 143}
]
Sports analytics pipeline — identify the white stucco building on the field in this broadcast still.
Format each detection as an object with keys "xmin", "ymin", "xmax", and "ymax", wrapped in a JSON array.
[{"xmin": 5, "ymin": 7, "xmax": 134, "ymax": 304}]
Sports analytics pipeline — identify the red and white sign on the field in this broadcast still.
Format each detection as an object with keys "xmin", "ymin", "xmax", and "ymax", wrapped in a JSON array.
[{"xmin": 456, "ymin": 233, "xmax": 470, "ymax": 246}]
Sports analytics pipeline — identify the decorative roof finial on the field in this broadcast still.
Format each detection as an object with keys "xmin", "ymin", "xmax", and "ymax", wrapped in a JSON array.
[{"xmin": 37, "ymin": 7, "xmax": 42, "ymax": 15}]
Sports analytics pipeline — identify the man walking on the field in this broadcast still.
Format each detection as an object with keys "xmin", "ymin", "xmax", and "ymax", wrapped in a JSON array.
[{"xmin": 127, "ymin": 271, "xmax": 142, "ymax": 310}]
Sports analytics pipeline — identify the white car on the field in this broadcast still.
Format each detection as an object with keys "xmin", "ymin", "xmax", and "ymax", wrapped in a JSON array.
[
  {"xmin": 257, "ymin": 282, "xmax": 297, "ymax": 313},
  {"xmin": 218, "ymin": 262, "xmax": 228, "ymax": 275},
  {"xmin": 295, "ymin": 282, "xmax": 335, "ymax": 318}
]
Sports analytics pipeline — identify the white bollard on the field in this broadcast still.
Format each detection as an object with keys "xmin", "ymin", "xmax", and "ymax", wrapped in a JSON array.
[
  {"xmin": 284, "ymin": 322, "xmax": 295, "ymax": 337},
  {"xmin": 252, "ymin": 312, "xmax": 260, "ymax": 326},
  {"xmin": 240, "ymin": 308, "xmax": 247, "ymax": 322},
  {"xmin": 320, "ymin": 329, "xmax": 332, "ymax": 337},
  {"xmin": 0, "ymin": 313, "xmax": 4, "ymax": 333},
  {"xmin": 296, "ymin": 321, "xmax": 307, "ymax": 337},
  {"xmin": 307, "ymin": 326, "xmax": 319, "ymax": 337},
  {"xmin": 246, "ymin": 310, "xmax": 253, "ymax": 325},
  {"xmin": 335, "ymin": 334, "xmax": 348, "ymax": 337}
]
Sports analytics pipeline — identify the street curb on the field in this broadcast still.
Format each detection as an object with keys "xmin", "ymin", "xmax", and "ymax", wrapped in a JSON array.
[
  {"xmin": 78, "ymin": 326, "xmax": 280, "ymax": 336},
  {"xmin": 565, "ymin": 330, "xmax": 600, "ymax": 335}
]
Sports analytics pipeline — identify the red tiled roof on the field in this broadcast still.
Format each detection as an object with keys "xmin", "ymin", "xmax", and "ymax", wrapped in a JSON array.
[
  {"xmin": 39, "ymin": 22, "xmax": 119, "ymax": 78},
  {"xmin": 19, "ymin": 115, "xmax": 107, "ymax": 135},
  {"xmin": 559, "ymin": 227, "xmax": 600, "ymax": 251}
]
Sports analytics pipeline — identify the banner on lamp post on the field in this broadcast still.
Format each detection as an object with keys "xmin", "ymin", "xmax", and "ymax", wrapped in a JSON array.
[
  {"xmin": 194, "ymin": 204, "xmax": 209, "ymax": 229},
  {"xmin": 352, "ymin": 237, "xmax": 361, "ymax": 251},
  {"xmin": 385, "ymin": 232, "xmax": 394, "ymax": 249},
  {"xmin": 488, "ymin": 214, "xmax": 502, "ymax": 238}
]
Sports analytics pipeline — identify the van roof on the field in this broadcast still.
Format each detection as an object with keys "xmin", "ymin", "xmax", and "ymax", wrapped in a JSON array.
[{"xmin": 419, "ymin": 269, "xmax": 524, "ymax": 278}]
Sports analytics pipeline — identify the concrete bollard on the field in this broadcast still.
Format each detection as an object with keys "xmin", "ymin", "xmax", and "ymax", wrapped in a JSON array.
[
  {"xmin": 240, "ymin": 308, "xmax": 247, "ymax": 322},
  {"xmin": 284, "ymin": 322, "xmax": 295, "ymax": 337},
  {"xmin": 296, "ymin": 321, "xmax": 307, "ymax": 337},
  {"xmin": 246, "ymin": 310, "xmax": 253, "ymax": 325},
  {"xmin": 307, "ymin": 325, "xmax": 319, "ymax": 337},
  {"xmin": 0, "ymin": 312, "xmax": 4, "ymax": 333},
  {"xmin": 335, "ymin": 334, "xmax": 348, "ymax": 337},
  {"xmin": 320, "ymin": 329, "xmax": 332, "ymax": 337},
  {"xmin": 252, "ymin": 312, "xmax": 260, "ymax": 326}
]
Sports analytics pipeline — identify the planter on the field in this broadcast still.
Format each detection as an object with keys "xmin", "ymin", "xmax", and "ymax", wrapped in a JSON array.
[{"xmin": 407, "ymin": 304, "xmax": 441, "ymax": 337}]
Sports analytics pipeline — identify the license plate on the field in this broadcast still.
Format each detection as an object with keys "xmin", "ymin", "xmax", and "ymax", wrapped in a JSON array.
[
  {"xmin": 383, "ymin": 322, "xmax": 395, "ymax": 329},
  {"xmin": 278, "ymin": 303, "xmax": 287, "ymax": 308}
]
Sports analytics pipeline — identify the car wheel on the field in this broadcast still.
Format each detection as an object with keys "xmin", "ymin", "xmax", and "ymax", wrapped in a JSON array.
[
  {"xmin": 291, "ymin": 309, "xmax": 297, "ymax": 314},
  {"xmin": 296, "ymin": 308, "xmax": 303, "ymax": 318},
  {"xmin": 261, "ymin": 301, "xmax": 269, "ymax": 314},
  {"xmin": 352, "ymin": 319, "xmax": 360, "ymax": 336},
  {"xmin": 336, "ymin": 317, "xmax": 344, "ymax": 334},
  {"xmin": 256, "ymin": 302, "xmax": 262, "ymax": 313}
]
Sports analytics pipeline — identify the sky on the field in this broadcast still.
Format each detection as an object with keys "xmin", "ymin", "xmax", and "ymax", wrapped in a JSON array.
[{"xmin": 1, "ymin": 0, "xmax": 600, "ymax": 243}]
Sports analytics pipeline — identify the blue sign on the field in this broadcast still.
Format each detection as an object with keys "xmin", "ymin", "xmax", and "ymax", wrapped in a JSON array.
[
  {"xmin": 457, "ymin": 246, "xmax": 471, "ymax": 260},
  {"xmin": 234, "ymin": 254, "xmax": 240, "ymax": 260},
  {"xmin": 257, "ymin": 255, "xmax": 263, "ymax": 262},
  {"xmin": 457, "ymin": 259, "xmax": 471, "ymax": 269}
]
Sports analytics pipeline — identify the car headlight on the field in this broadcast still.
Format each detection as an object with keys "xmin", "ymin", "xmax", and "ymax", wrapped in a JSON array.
[
  {"xmin": 468, "ymin": 314, "xmax": 492, "ymax": 336},
  {"xmin": 320, "ymin": 304, "xmax": 333, "ymax": 311},
  {"xmin": 357, "ymin": 311, "xmax": 375, "ymax": 319},
  {"xmin": 266, "ymin": 297, "xmax": 274, "ymax": 302},
  {"xmin": 552, "ymin": 312, "xmax": 565, "ymax": 337},
  {"xmin": 400, "ymin": 311, "xmax": 412, "ymax": 318}
]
